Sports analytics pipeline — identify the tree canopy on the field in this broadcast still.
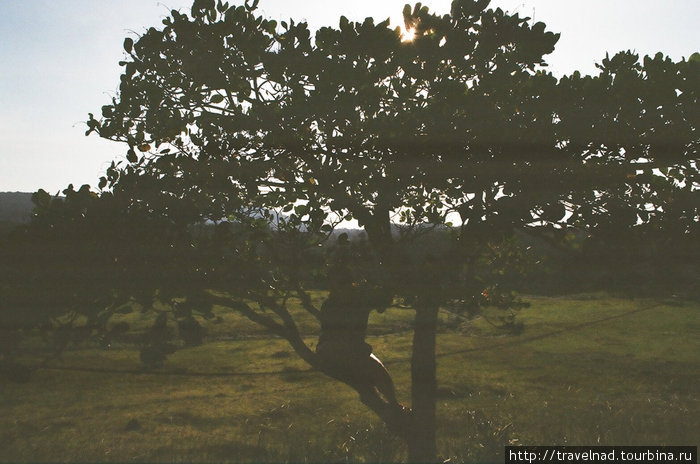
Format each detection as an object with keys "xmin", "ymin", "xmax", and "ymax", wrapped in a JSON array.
[{"xmin": 89, "ymin": 0, "xmax": 697, "ymax": 244}]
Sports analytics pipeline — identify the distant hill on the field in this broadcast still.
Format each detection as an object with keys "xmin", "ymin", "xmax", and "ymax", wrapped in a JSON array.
[{"xmin": 0, "ymin": 192, "xmax": 34, "ymax": 225}]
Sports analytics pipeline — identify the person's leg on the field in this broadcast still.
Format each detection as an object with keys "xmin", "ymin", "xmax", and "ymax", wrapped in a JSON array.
[
  {"xmin": 366, "ymin": 353, "xmax": 399, "ymax": 405},
  {"xmin": 363, "ymin": 354, "xmax": 413, "ymax": 437},
  {"xmin": 318, "ymin": 346, "xmax": 401, "ymax": 409},
  {"xmin": 320, "ymin": 350, "xmax": 411, "ymax": 437},
  {"xmin": 320, "ymin": 350, "xmax": 386, "ymax": 405}
]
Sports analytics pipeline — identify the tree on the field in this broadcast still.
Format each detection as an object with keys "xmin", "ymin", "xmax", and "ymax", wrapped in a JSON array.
[{"xmin": 80, "ymin": 0, "xmax": 698, "ymax": 461}]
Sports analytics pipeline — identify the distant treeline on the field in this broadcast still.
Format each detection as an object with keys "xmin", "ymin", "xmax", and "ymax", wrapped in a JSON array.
[
  {"xmin": 1, "ymin": 192, "xmax": 696, "ymax": 297},
  {"xmin": 330, "ymin": 225, "xmax": 698, "ymax": 298},
  {"xmin": 0, "ymin": 192, "xmax": 34, "ymax": 223},
  {"xmin": 513, "ymin": 228, "xmax": 699, "ymax": 297},
  {"xmin": 0, "ymin": 192, "xmax": 35, "ymax": 236}
]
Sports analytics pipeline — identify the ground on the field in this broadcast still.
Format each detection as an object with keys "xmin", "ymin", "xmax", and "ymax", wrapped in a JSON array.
[{"xmin": 0, "ymin": 293, "xmax": 697, "ymax": 462}]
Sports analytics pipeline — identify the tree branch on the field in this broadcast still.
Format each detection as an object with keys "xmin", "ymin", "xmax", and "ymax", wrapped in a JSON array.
[
  {"xmin": 294, "ymin": 284, "xmax": 320, "ymax": 319},
  {"xmin": 203, "ymin": 293, "xmax": 287, "ymax": 337}
]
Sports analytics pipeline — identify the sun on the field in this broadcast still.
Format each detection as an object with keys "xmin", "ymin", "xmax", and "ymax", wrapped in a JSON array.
[{"xmin": 401, "ymin": 27, "xmax": 416, "ymax": 42}]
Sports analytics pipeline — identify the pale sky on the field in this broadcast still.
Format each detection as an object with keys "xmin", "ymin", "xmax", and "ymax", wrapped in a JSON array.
[{"xmin": 1, "ymin": 0, "xmax": 697, "ymax": 193}]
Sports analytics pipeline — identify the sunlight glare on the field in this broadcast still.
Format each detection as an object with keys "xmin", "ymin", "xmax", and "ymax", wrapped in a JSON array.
[{"xmin": 401, "ymin": 27, "xmax": 416, "ymax": 42}]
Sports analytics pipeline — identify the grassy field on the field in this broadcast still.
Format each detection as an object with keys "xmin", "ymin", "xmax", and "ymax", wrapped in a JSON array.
[{"xmin": 1, "ymin": 293, "xmax": 698, "ymax": 463}]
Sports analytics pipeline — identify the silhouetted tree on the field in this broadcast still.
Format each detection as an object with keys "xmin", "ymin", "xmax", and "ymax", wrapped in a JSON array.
[
  {"xmin": 0, "ymin": 184, "xmax": 323, "ymax": 369},
  {"xmin": 58, "ymin": 0, "xmax": 700, "ymax": 460}
]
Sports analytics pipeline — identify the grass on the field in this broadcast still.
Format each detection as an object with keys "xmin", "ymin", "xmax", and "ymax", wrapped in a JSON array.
[{"xmin": 0, "ymin": 293, "xmax": 698, "ymax": 463}]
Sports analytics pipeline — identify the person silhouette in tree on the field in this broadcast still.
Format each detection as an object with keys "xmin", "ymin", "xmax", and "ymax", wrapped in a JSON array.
[{"xmin": 316, "ymin": 233, "xmax": 409, "ymax": 428}]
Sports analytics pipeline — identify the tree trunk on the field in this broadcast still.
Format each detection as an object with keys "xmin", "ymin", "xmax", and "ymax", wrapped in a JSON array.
[
  {"xmin": 363, "ymin": 207, "xmax": 440, "ymax": 461},
  {"xmin": 408, "ymin": 303, "xmax": 439, "ymax": 463}
]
